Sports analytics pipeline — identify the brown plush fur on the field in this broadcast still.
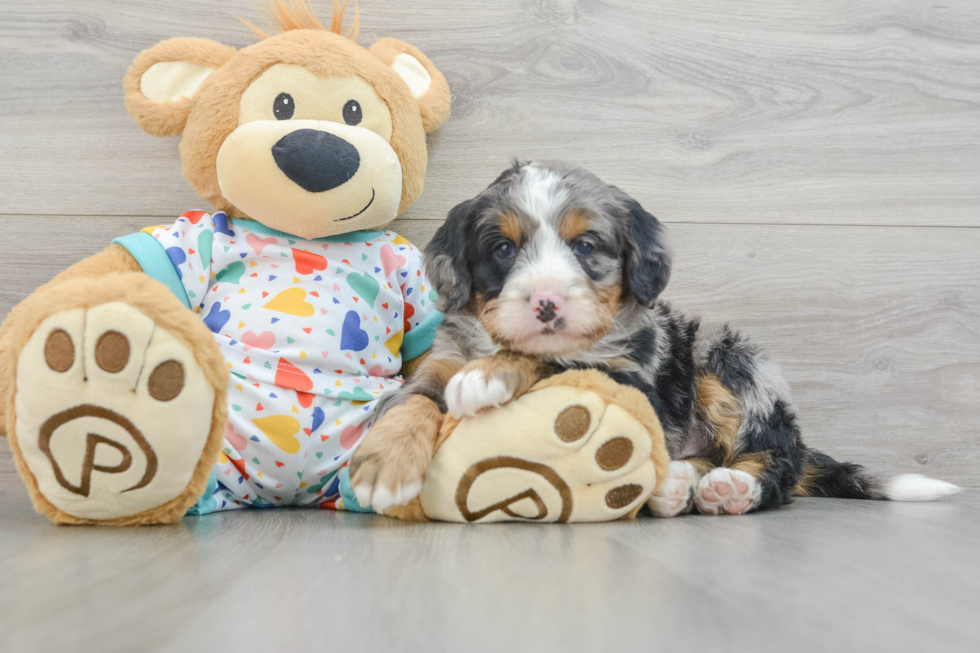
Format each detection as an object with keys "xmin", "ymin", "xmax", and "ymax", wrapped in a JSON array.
[
  {"xmin": 123, "ymin": 38, "xmax": 239, "ymax": 137},
  {"xmin": 2, "ymin": 273, "xmax": 229, "ymax": 525},
  {"xmin": 51, "ymin": 243, "xmax": 144, "ymax": 281},
  {"xmin": 368, "ymin": 38, "xmax": 452, "ymax": 134},
  {"xmin": 186, "ymin": 31, "xmax": 427, "ymax": 217},
  {"xmin": 0, "ymin": 245, "xmax": 142, "ymax": 435},
  {"xmin": 3, "ymin": 4, "xmax": 451, "ymax": 525},
  {"xmin": 124, "ymin": 13, "xmax": 450, "ymax": 218}
]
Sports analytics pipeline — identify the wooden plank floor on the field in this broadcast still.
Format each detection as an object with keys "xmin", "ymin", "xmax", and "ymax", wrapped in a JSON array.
[
  {"xmin": 0, "ymin": 1, "xmax": 978, "ymax": 650},
  {"xmin": 1, "ymin": 458, "xmax": 978, "ymax": 653}
]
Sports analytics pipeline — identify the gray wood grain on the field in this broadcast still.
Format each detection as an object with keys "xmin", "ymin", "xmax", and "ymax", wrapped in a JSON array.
[
  {"xmin": 2, "ymin": 2, "xmax": 979, "ymax": 651},
  {"xmin": 1, "ymin": 0, "xmax": 979, "ymax": 225},
  {"xmin": 1, "ymin": 215, "xmax": 976, "ymax": 486},
  {"xmin": 0, "ymin": 455, "xmax": 977, "ymax": 653}
]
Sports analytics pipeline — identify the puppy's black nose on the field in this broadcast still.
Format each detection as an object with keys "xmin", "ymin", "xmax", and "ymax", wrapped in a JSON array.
[
  {"xmin": 536, "ymin": 299, "xmax": 557, "ymax": 323},
  {"xmin": 272, "ymin": 129, "xmax": 360, "ymax": 193}
]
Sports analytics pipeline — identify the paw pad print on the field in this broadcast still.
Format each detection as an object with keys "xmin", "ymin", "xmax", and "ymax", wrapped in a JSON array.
[
  {"xmin": 420, "ymin": 382, "xmax": 661, "ymax": 523},
  {"xmin": 14, "ymin": 302, "xmax": 216, "ymax": 520}
]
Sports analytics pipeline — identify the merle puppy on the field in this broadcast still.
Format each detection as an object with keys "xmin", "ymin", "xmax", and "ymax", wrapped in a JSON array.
[{"xmin": 350, "ymin": 161, "xmax": 959, "ymax": 515}]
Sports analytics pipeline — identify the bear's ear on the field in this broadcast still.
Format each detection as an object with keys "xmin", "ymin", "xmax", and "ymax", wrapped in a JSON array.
[
  {"xmin": 369, "ymin": 38, "xmax": 451, "ymax": 133},
  {"xmin": 124, "ymin": 38, "xmax": 237, "ymax": 137}
]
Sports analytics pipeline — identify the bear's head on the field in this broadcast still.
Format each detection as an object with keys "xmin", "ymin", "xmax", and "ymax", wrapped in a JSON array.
[{"xmin": 123, "ymin": 0, "xmax": 450, "ymax": 239}]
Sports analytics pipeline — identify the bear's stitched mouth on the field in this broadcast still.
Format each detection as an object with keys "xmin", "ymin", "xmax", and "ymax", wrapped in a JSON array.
[{"xmin": 336, "ymin": 188, "xmax": 376, "ymax": 222}]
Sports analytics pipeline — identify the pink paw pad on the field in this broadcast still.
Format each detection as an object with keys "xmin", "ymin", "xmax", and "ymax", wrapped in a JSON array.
[
  {"xmin": 647, "ymin": 461, "xmax": 698, "ymax": 518},
  {"xmin": 695, "ymin": 468, "xmax": 760, "ymax": 516}
]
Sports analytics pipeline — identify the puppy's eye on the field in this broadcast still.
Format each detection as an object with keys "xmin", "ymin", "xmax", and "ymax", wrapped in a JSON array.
[
  {"xmin": 573, "ymin": 241, "xmax": 594, "ymax": 257},
  {"xmin": 493, "ymin": 242, "xmax": 515, "ymax": 260},
  {"xmin": 273, "ymin": 93, "xmax": 295, "ymax": 120},
  {"xmin": 343, "ymin": 99, "xmax": 362, "ymax": 126}
]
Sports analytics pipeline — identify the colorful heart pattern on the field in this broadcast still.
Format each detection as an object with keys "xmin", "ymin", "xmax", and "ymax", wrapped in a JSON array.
[
  {"xmin": 340, "ymin": 310, "xmax": 369, "ymax": 351},
  {"xmin": 241, "ymin": 331, "xmax": 276, "ymax": 351},
  {"xmin": 264, "ymin": 288, "xmax": 315, "ymax": 317},
  {"xmin": 346, "ymin": 272, "xmax": 380, "ymax": 308},
  {"xmin": 380, "ymin": 244, "xmax": 407, "ymax": 276},
  {"xmin": 293, "ymin": 249, "xmax": 327, "ymax": 275},
  {"xmin": 247, "ymin": 233, "xmax": 278, "ymax": 255},
  {"xmin": 142, "ymin": 212, "xmax": 438, "ymax": 513}
]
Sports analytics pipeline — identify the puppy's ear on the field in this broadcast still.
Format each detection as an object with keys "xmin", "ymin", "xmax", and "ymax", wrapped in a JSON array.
[
  {"xmin": 124, "ymin": 38, "xmax": 237, "ymax": 137},
  {"xmin": 424, "ymin": 199, "xmax": 477, "ymax": 312},
  {"xmin": 624, "ymin": 199, "xmax": 672, "ymax": 307},
  {"xmin": 370, "ymin": 38, "xmax": 451, "ymax": 133}
]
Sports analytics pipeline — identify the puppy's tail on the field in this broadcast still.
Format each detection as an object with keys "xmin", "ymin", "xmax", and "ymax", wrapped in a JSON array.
[{"xmin": 795, "ymin": 449, "xmax": 961, "ymax": 502}]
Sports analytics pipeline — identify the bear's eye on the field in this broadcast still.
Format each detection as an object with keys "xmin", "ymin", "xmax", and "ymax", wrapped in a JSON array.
[
  {"xmin": 273, "ymin": 93, "xmax": 295, "ymax": 120},
  {"xmin": 343, "ymin": 99, "xmax": 362, "ymax": 126}
]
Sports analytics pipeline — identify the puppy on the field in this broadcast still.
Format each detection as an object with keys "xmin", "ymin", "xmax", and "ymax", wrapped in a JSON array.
[{"xmin": 350, "ymin": 160, "xmax": 959, "ymax": 515}]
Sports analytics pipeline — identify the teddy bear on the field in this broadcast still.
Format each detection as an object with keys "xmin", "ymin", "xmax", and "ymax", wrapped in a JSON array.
[
  {"xmin": 0, "ymin": 0, "xmax": 670, "ymax": 525},
  {"xmin": 0, "ymin": 0, "xmax": 453, "ymax": 525}
]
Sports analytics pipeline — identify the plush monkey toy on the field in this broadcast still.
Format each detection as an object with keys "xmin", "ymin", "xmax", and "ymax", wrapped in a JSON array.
[{"xmin": 0, "ymin": 1, "xmax": 452, "ymax": 525}]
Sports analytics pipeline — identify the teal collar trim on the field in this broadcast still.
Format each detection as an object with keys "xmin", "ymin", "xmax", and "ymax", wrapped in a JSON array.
[{"xmin": 230, "ymin": 218, "xmax": 384, "ymax": 243}]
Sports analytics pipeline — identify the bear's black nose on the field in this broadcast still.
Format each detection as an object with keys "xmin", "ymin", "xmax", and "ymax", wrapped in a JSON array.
[{"xmin": 272, "ymin": 129, "xmax": 360, "ymax": 193}]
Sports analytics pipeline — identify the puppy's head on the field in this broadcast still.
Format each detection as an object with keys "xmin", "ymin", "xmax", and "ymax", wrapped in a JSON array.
[{"xmin": 426, "ymin": 161, "xmax": 671, "ymax": 355}]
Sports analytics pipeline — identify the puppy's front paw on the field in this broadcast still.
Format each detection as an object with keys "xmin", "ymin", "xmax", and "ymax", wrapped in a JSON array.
[
  {"xmin": 445, "ymin": 369, "xmax": 514, "ymax": 419},
  {"xmin": 349, "ymin": 396, "xmax": 441, "ymax": 512},
  {"xmin": 350, "ymin": 443, "xmax": 425, "ymax": 513},
  {"xmin": 351, "ymin": 465, "xmax": 422, "ymax": 513}
]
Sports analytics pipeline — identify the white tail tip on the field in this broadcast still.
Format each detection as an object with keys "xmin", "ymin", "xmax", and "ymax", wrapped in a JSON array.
[{"xmin": 885, "ymin": 474, "xmax": 962, "ymax": 502}]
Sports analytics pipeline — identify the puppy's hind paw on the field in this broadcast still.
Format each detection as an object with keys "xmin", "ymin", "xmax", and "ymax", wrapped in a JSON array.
[
  {"xmin": 695, "ymin": 467, "xmax": 761, "ymax": 515},
  {"xmin": 647, "ymin": 461, "xmax": 699, "ymax": 518}
]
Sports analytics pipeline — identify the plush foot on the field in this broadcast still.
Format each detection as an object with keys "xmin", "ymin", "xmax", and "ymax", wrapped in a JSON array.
[
  {"xmin": 695, "ymin": 467, "xmax": 761, "ymax": 515},
  {"xmin": 647, "ymin": 461, "xmax": 699, "ymax": 518},
  {"xmin": 12, "ymin": 302, "xmax": 218, "ymax": 523},
  {"xmin": 420, "ymin": 375, "xmax": 666, "ymax": 523}
]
